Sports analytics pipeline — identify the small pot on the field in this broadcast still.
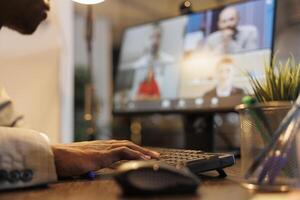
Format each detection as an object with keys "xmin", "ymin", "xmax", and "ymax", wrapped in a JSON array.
[{"xmin": 236, "ymin": 101, "xmax": 293, "ymax": 190}]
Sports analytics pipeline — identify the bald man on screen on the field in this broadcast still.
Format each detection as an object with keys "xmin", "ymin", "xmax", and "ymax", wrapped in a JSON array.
[{"xmin": 205, "ymin": 7, "xmax": 259, "ymax": 54}]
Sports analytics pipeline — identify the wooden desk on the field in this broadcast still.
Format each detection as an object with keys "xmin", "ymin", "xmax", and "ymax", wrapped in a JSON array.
[{"xmin": 0, "ymin": 162, "xmax": 267, "ymax": 200}]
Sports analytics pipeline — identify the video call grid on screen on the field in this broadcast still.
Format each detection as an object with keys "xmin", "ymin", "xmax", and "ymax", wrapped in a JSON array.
[{"xmin": 114, "ymin": 0, "xmax": 276, "ymax": 112}]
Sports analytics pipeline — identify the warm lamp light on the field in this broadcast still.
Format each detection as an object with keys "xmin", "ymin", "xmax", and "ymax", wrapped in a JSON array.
[{"xmin": 72, "ymin": 0, "xmax": 105, "ymax": 5}]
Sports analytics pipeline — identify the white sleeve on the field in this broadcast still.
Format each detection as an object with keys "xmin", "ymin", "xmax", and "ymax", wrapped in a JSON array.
[
  {"xmin": 0, "ymin": 85, "xmax": 24, "ymax": 127},
  {"xmin": 244, "ymin": 26, "xmax": 259, "ymax": 50},
  {"xmin": 0, "ymin": 127, "xmax": 57, "ymax": 190}
]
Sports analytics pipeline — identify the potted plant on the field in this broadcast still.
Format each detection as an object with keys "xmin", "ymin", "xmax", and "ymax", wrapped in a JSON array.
[
  {"xmin": 248, "ymin": 56, "xmax": 300, "ymax": 103},
  {"xmin": 236, "ymin": 55, "xmax": 300, "ymax": 189}
]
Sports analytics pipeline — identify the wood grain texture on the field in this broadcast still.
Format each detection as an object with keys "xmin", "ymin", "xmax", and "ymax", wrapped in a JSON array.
[{"xmin": 0, "ymin": 161, "xmax": 253, "ymax": 200}]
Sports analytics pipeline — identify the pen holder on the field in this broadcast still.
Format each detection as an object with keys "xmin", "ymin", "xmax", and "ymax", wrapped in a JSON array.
[{"xmin": 236, "ymin": 101, "xmax": 296, "ymax": 191}]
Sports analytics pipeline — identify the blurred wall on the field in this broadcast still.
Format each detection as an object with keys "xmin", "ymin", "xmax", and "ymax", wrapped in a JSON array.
[
  {"xmin": 56, "ymin": 0, "xmax": 75, "ymax": 143},
  {"xmin": 274, "ymin": 0, "xmax": 300, "ymax": 60},
  {"xmin": 0, "ymin": 0, "xmax": 74, "ymax": 143}
]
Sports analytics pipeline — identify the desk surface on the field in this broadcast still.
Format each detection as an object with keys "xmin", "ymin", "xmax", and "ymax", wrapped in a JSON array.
[{"xmin": 0, "ymin": 161, "xmax": 290, "ymax": 200}]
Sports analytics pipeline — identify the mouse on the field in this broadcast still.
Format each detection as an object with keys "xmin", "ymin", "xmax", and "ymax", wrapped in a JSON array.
[{"xmin": 114, "ymin": 160, "xmax": 201, "ymax": 195}]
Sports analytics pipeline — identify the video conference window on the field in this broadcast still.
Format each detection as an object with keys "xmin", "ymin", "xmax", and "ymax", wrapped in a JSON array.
[
  {"xmin": 184, "ymin": 1, "xmax": 274, "ymax": 54},
  {"xmin": 114, "ymin": 0, "xmax": 276, "ymax": 111},
  {"xmin": 115, "ymin": 17, "xmax": 186, "ymax": 105},
  {"xmin": 180, "ymin": 0, "xmax": 275, "ymax": 99}
]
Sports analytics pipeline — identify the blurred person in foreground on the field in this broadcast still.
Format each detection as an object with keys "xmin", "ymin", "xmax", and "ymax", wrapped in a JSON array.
[
  {"xmin": 0, "ymin": 0, "xmax": 159, "ymax": 190},
  {"xmin": 205, "ymin": 6, "xmax": 259, "ymax": 54}
]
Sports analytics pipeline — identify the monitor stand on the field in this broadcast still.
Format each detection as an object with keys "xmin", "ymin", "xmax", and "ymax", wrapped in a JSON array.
[
  {"xmin": 113, "ymin": 110, "xmax": 239, "ymax": 153},
  {"xmin": 184, "ymin": 114, "xmax": 215, "ymax": 151}
]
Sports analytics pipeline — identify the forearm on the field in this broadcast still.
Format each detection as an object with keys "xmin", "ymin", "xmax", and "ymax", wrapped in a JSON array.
[
  {"xmin": 51, "ymin": 144, "xmax": 99, "ymax": 178},
  {"xmin": 51, "ymin": 140, "xmax": 160, "ymax": 178}
]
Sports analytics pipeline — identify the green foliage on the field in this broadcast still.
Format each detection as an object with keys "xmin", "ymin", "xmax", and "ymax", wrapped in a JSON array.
[
  {"xmin": 74, "ymin": 66, "xmax": 90, "ymax": 141},
  {"xmin": 75, "ymin": 66, "xmax": 89, "ymax": 108},
  {"xmin": 248, "ymin": 56, "xmax": 300, "ymax": 102}
]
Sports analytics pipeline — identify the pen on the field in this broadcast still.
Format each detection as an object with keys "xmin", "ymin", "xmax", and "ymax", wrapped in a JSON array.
[
  {"xmin": 85, "ymin": 171, "xmax": 97, "ymax": 180},
  {"xmin": 258, "ymin": 119, "xmax": 298, "ymax": 184},
  {"xmin": 257, "ymin": 154, "xmax": 275, "ymax": 183},
  {"xmin": 245, "ymin": 95, "xmax": 300, "ymax": 181},
  {"xmin": 267, "ymin": 146, "xmax": 291, "ymax": 184}
]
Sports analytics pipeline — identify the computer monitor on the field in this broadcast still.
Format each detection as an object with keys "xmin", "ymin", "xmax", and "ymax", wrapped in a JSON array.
[{"xmin": 114, "ymin": 0, "xmax": 276, "ymax": 113}]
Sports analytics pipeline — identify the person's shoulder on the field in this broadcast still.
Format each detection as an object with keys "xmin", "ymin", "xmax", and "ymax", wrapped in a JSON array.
[
  {"xmin": 0, "ymin": 84, "xmax": 10, "ymax": 102},
  {"xmin": 203, "ymin": 88, "xmax": 217, "ymax": 99},
  {"xmin": 206, "ymin": 31, "xmax": 223, "ymax": 41},
  {"xmin": 158, "ymin": 51, "xmax": 174, "ymax": 63},
  {"xmin": 0, "ymin": 83, "xmax": 5, "ymax": 93},
  {"xmin": 205, "ymin": 31, "xmax": 224, "ymax": 48},
  {"xmin": 238, "ymin": 25, "xmax": 258, "ymax": 35},
  {"xmin": 129, "ymin": 54, "xmax": 151, "ymax": 69}
]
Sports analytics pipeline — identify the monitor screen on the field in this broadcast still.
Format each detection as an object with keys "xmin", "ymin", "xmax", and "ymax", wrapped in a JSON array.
[{"xmin": 114, "ymin": 0, "xmax": 276, "ymax": 113}]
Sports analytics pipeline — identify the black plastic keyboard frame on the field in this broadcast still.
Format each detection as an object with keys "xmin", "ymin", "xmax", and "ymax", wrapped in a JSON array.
[{"xmin": 150, "ymin": 147, "xmax": 235, "ymax": 177}]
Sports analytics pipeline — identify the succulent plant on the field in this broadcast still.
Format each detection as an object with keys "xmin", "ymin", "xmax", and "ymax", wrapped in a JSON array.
[{"xmin": 248, "ymin": 55, "xmax": 300, "ymax": 102}]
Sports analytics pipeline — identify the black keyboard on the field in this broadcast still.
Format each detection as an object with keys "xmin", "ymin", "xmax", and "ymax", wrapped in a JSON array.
[{"xmin": 149, "ymin": 147, "xmax": 235, "ymax": 177}]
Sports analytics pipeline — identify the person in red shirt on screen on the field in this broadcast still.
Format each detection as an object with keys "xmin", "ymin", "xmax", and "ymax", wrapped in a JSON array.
[{"xmin": 136, "ymin": 67, "xmax": 161, "ymax": 100}]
